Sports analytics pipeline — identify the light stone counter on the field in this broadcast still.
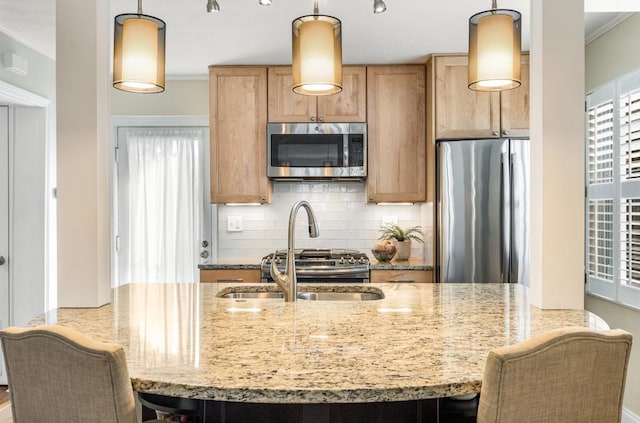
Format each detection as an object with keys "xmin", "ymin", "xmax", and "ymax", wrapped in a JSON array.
[{"xmin": 35, "ymin": 283, "xmax": 607, "ymax": 404}]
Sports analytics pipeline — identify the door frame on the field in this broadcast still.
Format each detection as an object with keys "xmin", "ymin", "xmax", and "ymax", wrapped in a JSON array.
[
  {"xmin": 110, "ymin": 116, "xmax": 213, "ymax": 287},
  {"xmin": 0, "ymin": 81, "xmax": 51, "ymax": 385}
]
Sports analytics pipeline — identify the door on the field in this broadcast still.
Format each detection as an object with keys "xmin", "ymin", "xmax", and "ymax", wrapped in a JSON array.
[
  {"xmin": 437, "ymin": 139, "xmax": 509, "ymax": 283},
  {"xmin": 0, "ymin": 106, "xmax": 8, "ymax": 384},
  {"xmin": 509, "ymin": 139, "xmax": 530, "ymax": 285},
  {"xmin": 115, "ymin": 127, "xmax": 211, "ymax": 285}
]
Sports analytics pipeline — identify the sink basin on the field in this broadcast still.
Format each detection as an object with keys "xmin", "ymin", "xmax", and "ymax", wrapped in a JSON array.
[
  {"xmin": 297, "ymin": 291, "xmax": 383, "ymax": 301},
  {"xmin": 216, "ymin": 285, "xmax": 385, "ymax": 301}
]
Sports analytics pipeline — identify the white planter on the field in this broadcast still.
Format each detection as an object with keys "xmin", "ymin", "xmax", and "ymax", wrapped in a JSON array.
[{"xmin": 394, "ymin": 240, "xmax": 411, "ymax": 261}]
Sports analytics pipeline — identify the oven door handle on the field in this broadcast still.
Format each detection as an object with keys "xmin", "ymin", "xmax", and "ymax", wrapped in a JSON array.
[{"xmin": 294, "ymin": 267, "xmax": 370, "ymax": 276}]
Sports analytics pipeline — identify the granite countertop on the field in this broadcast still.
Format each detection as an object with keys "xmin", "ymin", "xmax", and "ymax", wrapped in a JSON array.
[
  {"xmin": 369, "ymin": 257, "xmax": 433, "ymax": 270},
  {"xmin": 199, "ymin": 257, "xmax": 261, "ymax": 270},
  {"xmin": 35, "ymin": 283, "xmax": 607, "ymax": 404},
  {"xmin": 200, "ymin": 257, "xmax": 433, "ymax": 271}
]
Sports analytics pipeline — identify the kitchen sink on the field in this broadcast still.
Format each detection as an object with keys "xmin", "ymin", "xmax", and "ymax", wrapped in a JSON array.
[
  {"xmin": 296, "ymin": 291, "xmax": 383, "ymax": 301},
  {"xmin": 218, "ymin": 291, "xmax": 284, "ymax": 299},
  {"xmin": 216, "ymin": 285, "xmax": 384, "ymax": 301}
]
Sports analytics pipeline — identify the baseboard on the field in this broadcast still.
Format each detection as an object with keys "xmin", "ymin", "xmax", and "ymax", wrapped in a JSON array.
[{"xmin": 623, "ymin": 407, "xmax": 640, "ymax": 423}]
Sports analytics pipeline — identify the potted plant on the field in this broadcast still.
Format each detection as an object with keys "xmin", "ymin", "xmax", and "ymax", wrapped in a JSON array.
[{"xmin": 378, "ymin": 224, "xmax": 424, "ymax": 261}]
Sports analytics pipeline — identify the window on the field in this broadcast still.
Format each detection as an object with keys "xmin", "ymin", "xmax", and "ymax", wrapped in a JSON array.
[{"xmin": 586, "ymin": 69, "xmax": 640, "ymax": 309}]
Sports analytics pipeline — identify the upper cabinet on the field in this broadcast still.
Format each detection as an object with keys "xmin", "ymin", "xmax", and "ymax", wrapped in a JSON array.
[
  {"xmin": 209, "ymin": 66, "xmax": 272, "ymax": 204},
  {"xmin": 431, "ymin": 54, "xmax": 529, "ymax": 139},
  {"xmin": 367, "ymin": 65, "xmax": 426, "ymax": 203},
  {"xmin": 268, "ymin": 66, "xmax": 367, "ymax": 123}
]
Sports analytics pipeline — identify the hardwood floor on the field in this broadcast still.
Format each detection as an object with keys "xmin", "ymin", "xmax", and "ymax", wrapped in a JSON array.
[
  {"xmin": 0, "ymin": 386, "xmax": 10, "ymax": 423},
  {"xmin": 0, "ymin": 387, "xmax": 8, "ymax": 409}
]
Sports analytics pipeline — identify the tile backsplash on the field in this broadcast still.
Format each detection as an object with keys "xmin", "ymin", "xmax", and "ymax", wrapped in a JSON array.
[{"xmin": 215, "ymin": 182, "xmax": 433, "ymax": 264}]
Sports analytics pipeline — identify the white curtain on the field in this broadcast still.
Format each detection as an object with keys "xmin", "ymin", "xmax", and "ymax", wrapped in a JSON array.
[{"xmin": 123, "ymin": 128, "xmax": 204, "ymax": 283}]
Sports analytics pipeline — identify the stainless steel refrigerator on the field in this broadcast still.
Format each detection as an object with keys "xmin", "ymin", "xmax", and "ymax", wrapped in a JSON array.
[{"xmin": 436, "ymin": 139, "xmax": 529, "ymax": 284}]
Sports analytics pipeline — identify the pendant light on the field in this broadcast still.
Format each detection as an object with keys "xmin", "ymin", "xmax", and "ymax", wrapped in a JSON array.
[
  {"xmin": 113, "ymin": 0, "xmax": 166, "ymax": 93},
  {"xmin": 292, "ymin": 0, "xmax": 342, "ymax": 96},
  {"xmin": 468, "ymin": 0, "xmax": 521, "ymax": 92}
]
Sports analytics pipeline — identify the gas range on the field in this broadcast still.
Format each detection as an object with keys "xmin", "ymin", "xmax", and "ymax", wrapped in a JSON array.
[{"xmin": 260, "ymin": 248, "xmax": 370, "ymax": 283}]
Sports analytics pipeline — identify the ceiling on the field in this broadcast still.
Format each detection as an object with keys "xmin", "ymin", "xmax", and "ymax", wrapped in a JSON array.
[{"xmin": 0, "ymin": 0, "xmax": 633, "ymax": 77}]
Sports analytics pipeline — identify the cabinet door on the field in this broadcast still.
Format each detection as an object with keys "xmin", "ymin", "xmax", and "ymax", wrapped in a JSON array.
[
  {"xmin": 317, "ymin": 66, "xmax": 367, "ymax": 122},
  {"xmin": 433, "ymin": 55, "xmax": 500, "ymax": 139},
  {"xmin": 210, "ymin": 67, "xmax": 271, "ymax": 204},
  {"xmin": 367, "ymin": 65, "xmax": 426, "ymax": 203},
  {"xmin": 267, "ymin": 66, "xmax": 317, "ymax": 122},
  {"xmin": 500, "ymin": 54, "xmax": 530, "ymax": 138}
]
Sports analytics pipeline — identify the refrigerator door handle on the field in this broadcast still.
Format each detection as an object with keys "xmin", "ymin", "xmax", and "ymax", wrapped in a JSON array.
[
  {"xmin": 510, "ymin": 152, "xmax": 517, "ymax": 284},
  {"xmin": 501, "ymin": 152, "xmax": 511, "ymax": 283}
]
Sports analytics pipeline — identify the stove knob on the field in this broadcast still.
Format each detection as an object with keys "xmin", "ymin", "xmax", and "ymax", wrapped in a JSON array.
[
  {"xmin": 359, "ymin": 257, "xmax": 368, "ymax": 264},
  {"xmin": 339, "ymin": 257, "xmax": 345, "ymax": 265},
  {"xmin": 275, "ymin": 258, "xmax": 282, "ymax": 265},
  {"xmin": 349, "ymin": 257, "xmax": 356, "ymax": 264}
]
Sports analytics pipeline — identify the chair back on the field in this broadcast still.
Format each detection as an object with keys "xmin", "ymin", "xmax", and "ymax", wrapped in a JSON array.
[
  {"xmin": 0, "ymin": 325, "xmax": 138, "ymax": 423},
  {"xmin": 477, "ymin": 327, "xmax": 632, "ymax": 423}
]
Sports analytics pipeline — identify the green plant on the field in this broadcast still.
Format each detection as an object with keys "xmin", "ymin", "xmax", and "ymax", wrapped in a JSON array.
[{"xmin": 378, "ymin": 224, "xmax": 424, "ymax": 244}]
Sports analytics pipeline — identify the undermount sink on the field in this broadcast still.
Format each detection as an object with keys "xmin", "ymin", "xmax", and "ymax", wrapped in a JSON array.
[
  {"xmin": 296, "ymin": 291, "xmax": 383, "ymax": 301},
  {"xmin": 216, "ymin": 285, "xmax": 385, "ymax": 301}
]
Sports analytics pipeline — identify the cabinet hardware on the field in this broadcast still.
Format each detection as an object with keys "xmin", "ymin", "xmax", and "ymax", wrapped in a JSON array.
[
  {"xmin": 318, "ymin": 116, "xmax": 324, "ymax": 122},
  {"xmin": 310, "ymin": 116, "xmax": 316, "ymax": 121},
  {"xmin": 503, "ymin": 130, "xmax": 510, "ymax": 136},
  {"xmin": 492, "ymin": 131, "xmax": 499, "ymax": 136}
]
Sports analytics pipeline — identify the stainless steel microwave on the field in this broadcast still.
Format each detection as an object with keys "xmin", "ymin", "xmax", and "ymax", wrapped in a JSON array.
[{"xmin": 267, "ymin": 123, "xmax": 367, "ymax": 180}]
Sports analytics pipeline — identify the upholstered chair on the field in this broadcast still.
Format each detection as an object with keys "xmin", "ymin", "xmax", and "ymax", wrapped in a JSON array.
[
  {"xmin": 477, "ymin": 327, "xmax": 632, "ymax": 423},
  {"xmin": 0, "ymin": 325, "xmax": 163, "ymax": 423}
]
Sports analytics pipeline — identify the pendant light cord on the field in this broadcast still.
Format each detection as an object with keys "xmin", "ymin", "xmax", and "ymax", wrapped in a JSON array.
[
  {"xmin": 491, "ymin": 0, "xmax": 497, "ymax": 10},
  {"xmin": 137, "ymin": 0, "xmax": 143, "ymax": 14},
  {"xmin": 313, "ymin": 0, "xmax": 319, "ymax": 15}
]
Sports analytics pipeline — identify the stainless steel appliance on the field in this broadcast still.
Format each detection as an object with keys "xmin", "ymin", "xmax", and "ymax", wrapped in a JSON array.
[
  {"xmin": 260, "ymin": 248, "xmax": 370, "ymax": 283},
  {"xmin": 436, "ymin": 139, "xmax": 529, "ymax": 284},
  {"xmin": 267, "ymin": 123, "xmax": 366, "ymax": 180}
]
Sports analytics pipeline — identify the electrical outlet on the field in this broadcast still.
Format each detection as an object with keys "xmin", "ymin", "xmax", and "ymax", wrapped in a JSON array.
[
  {"xmin": 227, "ymin": 216, "xmax": 243, "ymax": 232},
  {"xmin": 382, "ymin": 215, "xmax": 398, "ymax": 226}
]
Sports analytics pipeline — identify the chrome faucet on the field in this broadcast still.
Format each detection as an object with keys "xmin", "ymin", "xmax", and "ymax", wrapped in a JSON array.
[{"xmin": 270, "ymin": 200, "xmax": 319, "ymax": 302}]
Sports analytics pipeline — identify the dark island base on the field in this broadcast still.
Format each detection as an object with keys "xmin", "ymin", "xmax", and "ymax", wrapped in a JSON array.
[{"xmin": 139, "ymin": 393, "xmax": 478, "ymax": 423}]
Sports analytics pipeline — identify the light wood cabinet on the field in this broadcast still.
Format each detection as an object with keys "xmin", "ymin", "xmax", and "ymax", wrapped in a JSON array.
[
  {"xmin": 268, "ymin": 66, "xmax": 367, "ymax": 123},
  {"xmin": 209, "ymin": 66, "xmax": 271, "ymax": 204},
  {"xmin": 431, "ymin": 54, "xmax": 529, "ymax": 140},
  {"xmin": 200, "ymin": 269, "xmax": 261, "ymax": 283},
  {"xmin": 370, "ymin": 269, "xmax": 433, "ymax": 283},
  {"xmin": 366, "ymin": 65, "xmax": 426, "ymax": 203}
]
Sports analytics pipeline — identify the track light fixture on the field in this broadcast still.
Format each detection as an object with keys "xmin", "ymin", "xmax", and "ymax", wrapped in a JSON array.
[
  {"xmin": 205, "ymin": 0, "xmax": 387, "ymax": 15},
  {"xmin": 207, "ymin": 0, "xmax": 220, "ymax": 13},
  {"xmin": 373, "ymin": 0, "xmax": 387, "ymax": 14}
]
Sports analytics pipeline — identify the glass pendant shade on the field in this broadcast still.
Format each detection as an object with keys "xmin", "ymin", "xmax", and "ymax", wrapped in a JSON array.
[
  {"xmin": 113, "ymin": 13, "xmax": 166, "ymax": 93},
  {"xmin": 292, "ymin": 15, "xmax": 342, "ymax": 96},
  {"xmin": 468, "ymin": 9, "xmax": 521, "ymax": 91}
]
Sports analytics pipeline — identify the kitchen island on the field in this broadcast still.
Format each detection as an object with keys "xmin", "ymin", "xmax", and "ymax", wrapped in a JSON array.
[{"xmin": 34, "ymin": 283, "xmax": 607, "ymax": 422}]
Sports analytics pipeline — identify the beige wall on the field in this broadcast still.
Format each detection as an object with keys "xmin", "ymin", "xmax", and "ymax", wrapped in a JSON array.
[
  {"xmin": 585, "ymin": 12, "xmax": 640, "ymax": 416},
  {"xmin": 586, "ymin": 13, "xmax": 640, "ymax": 93},
  {"xmin": 110, "ymin": 79, "xmax": 209, "ymax": 116}
]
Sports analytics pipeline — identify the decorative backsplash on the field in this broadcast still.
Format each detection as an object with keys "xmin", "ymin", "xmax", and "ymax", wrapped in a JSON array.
[{"xmin": 215, "ymin": 182, "xmax": 432, "ymax": 263}]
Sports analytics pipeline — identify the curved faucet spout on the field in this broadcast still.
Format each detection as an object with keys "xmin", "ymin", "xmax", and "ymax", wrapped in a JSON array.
[{"xmin": 272, "ymin": 200, "xmax": 319, "ymax": 302}]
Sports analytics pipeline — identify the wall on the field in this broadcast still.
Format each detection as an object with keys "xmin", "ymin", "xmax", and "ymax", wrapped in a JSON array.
[
  {"xmin": 110, "ymin": 79, "xmax": 209, "ymax": 116},
  {"xmin": 217, "ymin": 182, "xmax": 431, "ymax": 262},
  {"xmin": 0, "ymin": 32, "xmax": 55, "ymax": 100},
  {"xmin": 585, "ymin": 12, "xmax": 640, "ymax": 417},
  {"xmin": 0, "ymin": 33, "xmax": 56, "ymax": 315}
]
